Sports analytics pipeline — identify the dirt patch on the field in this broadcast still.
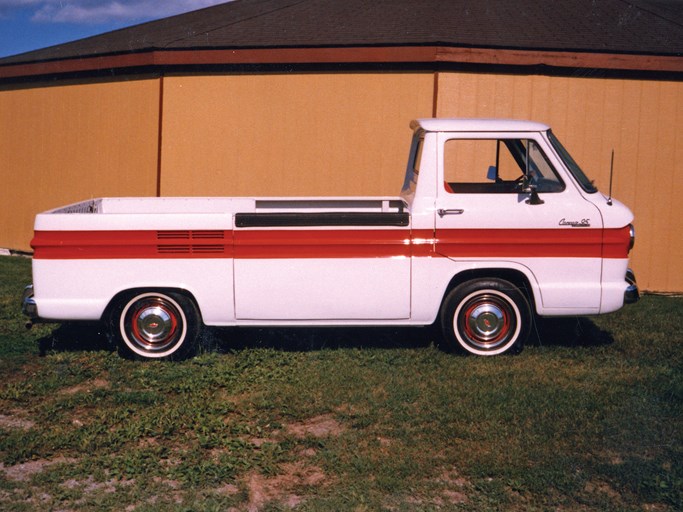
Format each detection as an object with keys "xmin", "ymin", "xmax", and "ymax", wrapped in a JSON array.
[
  {"xmin": 297, "ymin": 447, "xmax": 318, "ymax": 458},
  {"xmin": 642, "ymin": 504, "xmax": 671, "ymax": 511},
  {"xmin": 224, "ymin": 413, "xmax": 342, "ymax": 509},
  {"xmin": 584, "ymin": 479, "xmax": 623, "ymax": 501},
  {"xmin": 137, "ymin": 436, "xmax": 160, "ymax": 448},
  {"xmin": 0, "ymin": 413, "xmax": 35, "ymax": 430},
  {"xmin": 435, "ymin": 470, "xmax": 469, "ymax": 505},
  {"xmin": 441, "ymin": 488, "xmax": 468, "ymax": 504},
  {"xmin": 60, "ymin": 378, "xmax": 110, "ymax": 396},
  {"xmin": 596, "ymin": 449, "xmax": 625, "ymax": 466},
  {"xmin": 213, "ymin": 483, "xmax": 240, "ymax": 496},
  {"xmin": 248, "ymin": 437, "xmax": 279, "ymax": 448},
  {"xmin": 1, "ymin": 361, "xmax": 42, "ymax": 388},
  {"xmin": 0, "ymin": 456, "xmax": 78, "ymax": 482},
  {"xmin": 285, "ymin": 414, "xmax": 344, "ymax": 439},
  {"xmin": 62, "ymin": 475, "xmax": 134, "ymax": 494},
  {"xmin": 438, "ymin": 469, "xmax": 470, "ymax": 489},
  {"xmin": 243, "ymin": 460, "xmax": 329, "ymax": 511}
]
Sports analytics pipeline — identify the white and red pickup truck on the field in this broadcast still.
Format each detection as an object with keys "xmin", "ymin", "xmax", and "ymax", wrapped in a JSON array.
[{"xmin": 23, "ymin": 118, "xmax": 639, "ymax": 359}]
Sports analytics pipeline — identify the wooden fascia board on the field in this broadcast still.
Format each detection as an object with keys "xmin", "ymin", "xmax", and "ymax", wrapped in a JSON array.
[
  {"xmin": 436, "ymin": 47, "xmax": 683, "ymax": 72},
  {"xmin": 156, "ymin": 46, "xmax": 440, "ymax": 65},
  {"xmin": 0, "ymin": 52, "xmax": 158, "ymax": 79},
  {"xmin": 0, "ymin": 45, "xmax": 681, "ymax": 79}
]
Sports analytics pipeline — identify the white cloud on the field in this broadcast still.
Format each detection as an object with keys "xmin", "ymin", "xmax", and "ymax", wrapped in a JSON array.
[{"xmin": 0, "ymin": 0, "xmax": 229, "ymax": 24}]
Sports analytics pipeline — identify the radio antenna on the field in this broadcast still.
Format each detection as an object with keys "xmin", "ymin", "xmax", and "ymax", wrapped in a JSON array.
[{"xmin": 607, "ymin": 149, "xmax": 614, "ymax": 206}]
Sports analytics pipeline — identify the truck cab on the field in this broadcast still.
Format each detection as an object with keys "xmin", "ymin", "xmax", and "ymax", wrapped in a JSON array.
[{"xmin": 402, "ymin": 118, "xmax": 637, "ymax": 354}]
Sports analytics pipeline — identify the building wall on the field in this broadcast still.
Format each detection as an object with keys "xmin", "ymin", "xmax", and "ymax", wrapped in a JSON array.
[
  {"xmin": 159, "ymin": 73, "xmax": 435, "ymax": 197},
  {"xmin": 0, "ymin": 78, "xmax": 161, "ymax": 251},
  {"xmin": 436, "ymin": 72, "xmax": 683, "ymax": 292},
  {"xmin": 1, "ymin": 69, "xmax": 681, "ymax": 292}
]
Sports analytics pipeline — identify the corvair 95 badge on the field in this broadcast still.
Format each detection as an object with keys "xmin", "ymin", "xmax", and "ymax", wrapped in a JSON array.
[{"xmin": 559, "ymin": 218, "xmax": 591, "ymax": 227}]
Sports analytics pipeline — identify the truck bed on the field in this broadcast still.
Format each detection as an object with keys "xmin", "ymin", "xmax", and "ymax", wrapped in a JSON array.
[{"xmin": 35, "ymin": 197, "xmax": 409, "ymax": 231}]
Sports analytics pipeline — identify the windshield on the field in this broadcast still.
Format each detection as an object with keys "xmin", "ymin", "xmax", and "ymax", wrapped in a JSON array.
[{"xmin": 547, "ymin": 130, "xmax": 598, "ymax": 194}]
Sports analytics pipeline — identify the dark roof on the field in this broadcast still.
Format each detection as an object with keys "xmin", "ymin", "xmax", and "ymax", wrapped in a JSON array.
[{"xmin": 1, "ymin": 0, "xmax": 682, "ymax": 78}]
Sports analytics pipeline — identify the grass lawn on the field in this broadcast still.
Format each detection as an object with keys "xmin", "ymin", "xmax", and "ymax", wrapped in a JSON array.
[{"xmin": 1, "ymin": 255, "xmax": 681, "ymax": 511}]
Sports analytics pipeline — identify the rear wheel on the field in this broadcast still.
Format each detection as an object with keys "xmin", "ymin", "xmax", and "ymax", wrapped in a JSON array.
[
  {"xmin": 441, "ymin": 279, "xmax": 530, "ymax": 356},
  {"xmin": 110, "ymin": 291, "xmax": 201, "ymax": 361}
]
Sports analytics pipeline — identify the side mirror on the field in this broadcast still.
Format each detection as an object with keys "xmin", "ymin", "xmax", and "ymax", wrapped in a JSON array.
[
  {"xmin": 486, "ymin": 166, "xmax": 497, "ymax": 181},
  {"xmin": 518, "ymin": 175, "xmax": 544, "ymax": 205},
  {"xmin": 525, "ymin": 184, "xmax": 545, "ymax": 205}
]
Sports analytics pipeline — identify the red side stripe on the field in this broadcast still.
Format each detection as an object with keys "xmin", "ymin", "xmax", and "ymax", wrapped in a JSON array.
[
  {"xmin": 234, "ymin": 229, "xmax": 411, "ymax": 259},
  {"xmin": 436, "ymin": 228, "xmax": 604, "ymax": 258},
  {"xmin": 31, "ymin": 227, "xmax": 632, "ymax": 260},
  {"xmin": 31, "ymin": 230, "xmax": 234, "ymax": 259},
  {"xmin": 602, "ymin": 225, "xmax": 632, "ymax": 259}
]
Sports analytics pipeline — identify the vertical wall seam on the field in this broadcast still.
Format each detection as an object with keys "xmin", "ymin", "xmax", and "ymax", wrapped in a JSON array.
[
  {"xmin": 156, "ymin": 75, "xmax": 164, "ymax": 197},
  {"xmin": 432, "ymin": 71, "xmax": 439, "ymax": 117}
]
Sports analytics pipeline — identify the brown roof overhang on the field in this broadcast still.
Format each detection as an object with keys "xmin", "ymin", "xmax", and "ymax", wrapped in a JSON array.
[{"xmin": 1, "ymin": 46, "xmax": 682, "ymax": 81}]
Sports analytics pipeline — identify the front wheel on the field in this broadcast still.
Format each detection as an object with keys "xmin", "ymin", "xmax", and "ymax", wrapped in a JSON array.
[
  {"xmin": 440, "ymin": 279, "xmax": 531, "ymax": 356},
  {"xmin": 109, "ymin": 291, "xmax": 201, "ymax": 361}
]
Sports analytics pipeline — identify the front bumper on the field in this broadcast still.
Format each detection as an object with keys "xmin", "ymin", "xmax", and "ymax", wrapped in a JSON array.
[{"xmin": 624, "ymin": 268, "xmax": 640, "ymax": 305}]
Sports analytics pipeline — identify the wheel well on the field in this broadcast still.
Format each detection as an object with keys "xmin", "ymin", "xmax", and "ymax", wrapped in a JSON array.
[
  {"xmin": 101, "ymin": 287, "xmax": 201, "ymax": 324},
  {"xmin": 443, "ymin": 269, "xmax": 536, "ymax": 311}
]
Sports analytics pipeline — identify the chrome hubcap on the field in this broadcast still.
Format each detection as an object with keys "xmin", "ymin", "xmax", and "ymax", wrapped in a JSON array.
[
  {"xmin": 457, "ymin": 292, "xmax": 516, "ymax": 352},
  {"xmin": 122, "ymin": 295, "xmax": 184, "ymax": 355},
  {"xmin": 135, "ymin": 306, "xmax": 175, "ymax": 343},
  {"xmin": 467, "ymin": 303, "xmax": 506, "ymax": 341}
]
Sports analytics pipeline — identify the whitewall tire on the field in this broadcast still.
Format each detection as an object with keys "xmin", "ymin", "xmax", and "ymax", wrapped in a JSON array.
[
  {"xmin": 110, "ymin": 291, "xmax": 201, "ymax": 361},
  {"xmin": 441, "ymin": 279, "xmax": 531, "ymax": 356}
]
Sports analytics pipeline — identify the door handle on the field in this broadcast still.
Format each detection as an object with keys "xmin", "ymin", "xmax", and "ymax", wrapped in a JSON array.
[{"xmin": 437, "ymin": 208, "xmax": 464, "ymax": 217}]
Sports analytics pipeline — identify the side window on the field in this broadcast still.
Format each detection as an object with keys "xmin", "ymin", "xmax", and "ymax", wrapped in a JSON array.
[{"xmin": 444, "ymin": 139, "xmax": 564, "ymax": 194}]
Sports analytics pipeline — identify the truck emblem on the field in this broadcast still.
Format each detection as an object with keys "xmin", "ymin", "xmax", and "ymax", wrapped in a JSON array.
[{"xmin": 559, "ymin": 218, "xmax": 590, "ymax": 227}]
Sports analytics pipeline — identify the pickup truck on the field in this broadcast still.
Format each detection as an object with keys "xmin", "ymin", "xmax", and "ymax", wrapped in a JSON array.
[{"xmin": 22, "ymin": 118, "xmax": 639, "ymax": 359}]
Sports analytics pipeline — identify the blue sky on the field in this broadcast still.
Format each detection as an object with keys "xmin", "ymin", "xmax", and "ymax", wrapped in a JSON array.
[{"xmin": 0, "ymin": 0, "xmax": 229, "ymax": 58}]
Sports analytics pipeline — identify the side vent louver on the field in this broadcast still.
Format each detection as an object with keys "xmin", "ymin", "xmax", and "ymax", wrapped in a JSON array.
[
  {"xmin": 157, "ymin": 230, "xmax": 191, "ymax": 240},
  {"xmin": 156, "ymin": 230, "xmax": 226, "ymax": 255},
  {"xmin": 157, "ymin": 245, "xmax": 192, "ymax": 254},
  {"xmin": 191, "ymin": 230, "xmax": 224, "ymax": 239},
  {"xmin": 192, "ymin": 245, "xmax": 225, "ymax": 253}
]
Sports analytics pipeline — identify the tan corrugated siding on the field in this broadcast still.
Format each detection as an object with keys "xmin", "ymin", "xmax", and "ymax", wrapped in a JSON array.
[
  {"xmin": 0, "ymin": 79, "xmax": 160, "ymax": 252},
  {"xmin": 1, "ymin": 69, "xmax": 681, "ymax": 293},
  {"xmin": 436, "ymin": 72, "xmax": 683, "ymax": 292},
  {"xmin": 159, "ymin": 73, "xmax": 434, "ymax": 197}
]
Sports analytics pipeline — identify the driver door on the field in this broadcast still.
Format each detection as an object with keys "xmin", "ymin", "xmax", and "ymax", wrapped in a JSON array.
[{"xmin": 434, "ymin": 133, "xmax": 603, "ymax": 310}]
